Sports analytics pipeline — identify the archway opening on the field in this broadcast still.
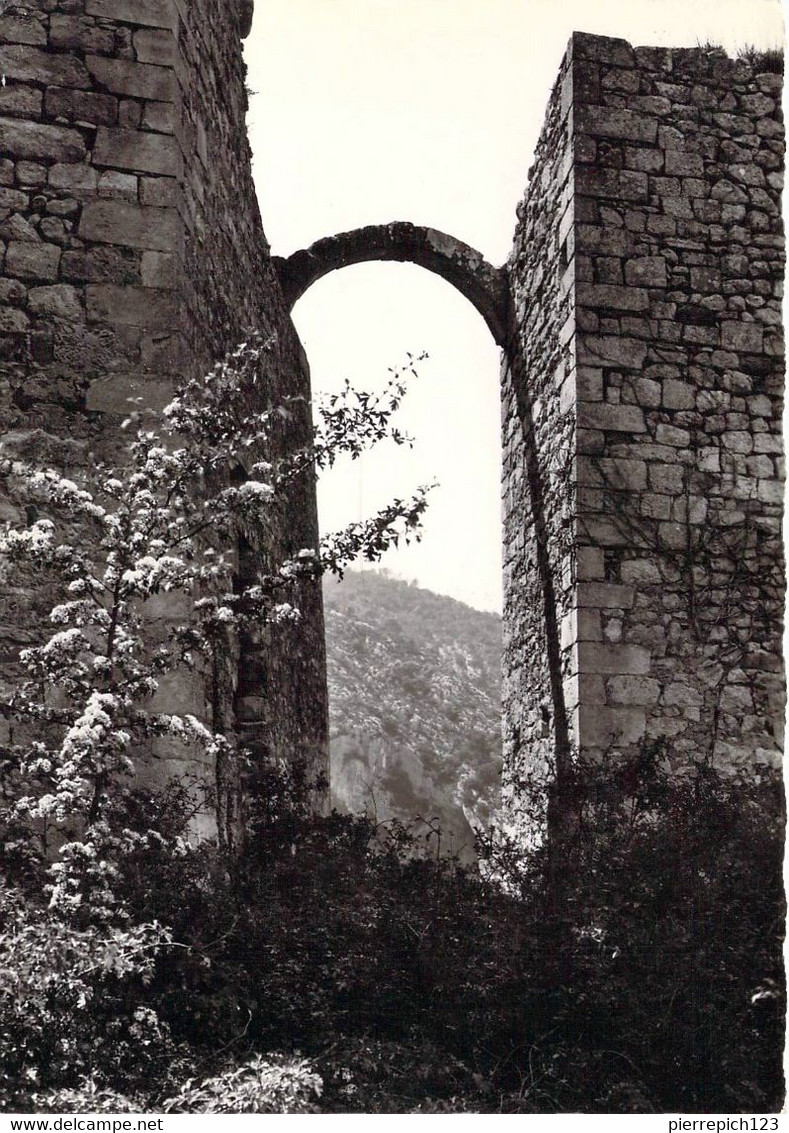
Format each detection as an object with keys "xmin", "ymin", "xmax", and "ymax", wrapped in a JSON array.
[{"xmin": 290, "ymin": 260, "xmax": 504, "ymax": 856}]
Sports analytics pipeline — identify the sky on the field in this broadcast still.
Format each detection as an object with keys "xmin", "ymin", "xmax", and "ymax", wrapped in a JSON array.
[{"xmin": 244, "ymin": 0, "xmax": 785, "ymax": 613}]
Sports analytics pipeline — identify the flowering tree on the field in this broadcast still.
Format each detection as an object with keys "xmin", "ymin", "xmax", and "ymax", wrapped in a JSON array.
[{"xmin": 0, "ymin": 334, "xmax": 429, "ymax": 920}]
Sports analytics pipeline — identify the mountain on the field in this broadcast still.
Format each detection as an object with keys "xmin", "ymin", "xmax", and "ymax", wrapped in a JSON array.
[{"xmin": 322, "ymin": 570, "xmax": 502, "ymax": 860}]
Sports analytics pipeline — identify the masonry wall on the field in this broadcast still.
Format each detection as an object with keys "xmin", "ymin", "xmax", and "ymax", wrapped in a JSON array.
[
  {"xmin": 0, "ymin": 0, "xmax": 328, "ymax": 821},
  {"xmin": 504, "ymin": 32, "xmax": 785, "ymax": 831},
  {"xmin": 500, "ymin": 45, "xmax": 577, "ymax": 838}
]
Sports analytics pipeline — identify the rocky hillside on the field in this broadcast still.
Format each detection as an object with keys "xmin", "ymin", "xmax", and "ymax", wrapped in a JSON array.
[{"xmin": 322, "ymin": 570, "xmax": 502, "ymax": 859}]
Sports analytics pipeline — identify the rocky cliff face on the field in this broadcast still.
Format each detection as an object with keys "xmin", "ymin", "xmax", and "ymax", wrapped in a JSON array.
[{"xmin": 323, "ymin": 571, "xmax": 502, "ymax": 861}]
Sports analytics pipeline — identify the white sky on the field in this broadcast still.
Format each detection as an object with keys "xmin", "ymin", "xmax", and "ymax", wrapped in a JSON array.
[{"xmin": 244, "ymin": 0, "xmax": 784, "ymax": 613}]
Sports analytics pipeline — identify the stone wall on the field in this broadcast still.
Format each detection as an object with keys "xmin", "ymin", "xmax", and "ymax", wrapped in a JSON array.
[
  {"xmin": 0, "ymin": 0, "xmax": 328, "ymax": 821},
  {"xmin": 503, "ymin": 32, "xmax": 785, "ymax": 833}
]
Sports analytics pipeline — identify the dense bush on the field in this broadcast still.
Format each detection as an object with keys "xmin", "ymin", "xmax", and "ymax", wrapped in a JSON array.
[{"xmin": 2, "ymin": 751, "xmax": 783, "ymax": 1113}]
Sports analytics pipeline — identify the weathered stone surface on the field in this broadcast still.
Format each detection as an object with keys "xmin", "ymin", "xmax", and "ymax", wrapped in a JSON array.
[
  {"xmin": 720, "ymin": 321, "xmax": 764, "ymax": 353},
  {"xmin": 85, "ymin": 375, "xmax": 175, "ymax": 414},
  {"xmin": 141, "ymin": 250, "xmax": 178, "ymax": 288},
  {"xmin": 577, "ymin": 583, "xmax": 636, "ymax": 609},
  {"xmin": 0, "ymin": 306, "xmax": 28, "ymax": 332},
  {"xmin": 0, "ymin": 85, "xmax": 42, "ymax": 119},
  {"xmin": 577, "ymin": 336, "xmax": 648, "ymax": 369},
  {"xmin": 5, "ymin": 241, "xmax": 60, "ymax": 280},
  {"xmin": 98, "ymin": 171, "xmax": 138, "ymax": 201},
  {"xmin": 48, "ymin": 163, "xmax": 99, "ymax": 192},
  {"xmin": 85, "ymin": 0, "xmax": 175, "ymax": 28},
  {"xmin": 28, "ymin": 284, "xmax": 83, "ymax": 321},
  {"xmin": 142, "ymin": 101, "xmax": 175, "ymax": 134},
  {"xmin": 79, "ymin": 200, "xmax": 181, "ymax": 252},
  {"xmin": 580, "ymin": 705, "xmax": 646, "ymax": 746},
  {"xmin": 133, "ymin": 28, "xmax": 174, "ymax": 66},
  {"xmin": 623, "ymin": 257, "xmax": 667, "ymax": 287},
  {"xmin": 45, "ymin": 87, "xmax": 118, "ymax": 126},
  {"xmin": 0, "ymin": 16, "xmax": 47, "ymax": 47},
  {"xmin": 608, "ymin": 676, "xmax": 661, "ymax": 706},
  {"xmin": 577, "ymin": 283, "xmax": 649, "ymax": 310},
  {"xmin": 0, "ymin": 45, "xmax": 91, "ymax": 88},
  {"xmin": 93, "ymin": 127, "xmax": 182, "ymax": 176},
  {"xmin": 577, "ymin": 106, "xmax": 657, "ymax": 144},
  {"xmin": 576, "ymin": 167, "xmax": 649, "ymax": 201},
  {"xmin": 86, "ymin": 56, "xmax": 175, "ymax": 102},
  {"xmin": 86, "ymin": 283, "xmax": 179, "ymax": 329},
  {"xmin": 0, "ymin": 118, "xmax": 85, "ymax": 162}
]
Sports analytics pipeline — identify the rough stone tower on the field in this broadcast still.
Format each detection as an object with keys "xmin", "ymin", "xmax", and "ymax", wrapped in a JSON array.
[
  {"xmin": 0, "ymin": 0, "xmax": 329, "ymax": 807},
  {"xmin": 500, "ymin": 33, "xmax": 784, "ymax": 835}
]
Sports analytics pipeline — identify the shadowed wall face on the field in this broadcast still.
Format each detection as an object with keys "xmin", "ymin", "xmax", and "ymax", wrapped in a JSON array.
[
  {"xmin": 503, "ymin": 32, "xmax": 785, "ymax": 836},
  {"xmin": 0, "ymin": 0, "xmax": 328, "ymax": 819}
]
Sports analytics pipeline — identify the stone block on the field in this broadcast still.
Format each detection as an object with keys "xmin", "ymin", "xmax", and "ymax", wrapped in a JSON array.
[
  {"xmin": 633, "ymin": 377, "xmax": 661, "ymax": 407},
  {"xmin": 648, "ymin": 464, "xmax": 684, "ymax": 494},
  {"xmin": 140, "ymin": 176, "xmax": 178, "ymax": 207},
  {"xmin": 0, "ymin": 117, "xmax": 85, "ymax": 162},
  {"xmin": 94, "ymin": 127, "xmax": 182, "ymax": 176},
  {"xmin": 85, "ymin": 0, "xmax": 175, "ymax": 28},
  {"xmin": 597, "ymin": 457, "xmax": 648, "ymax": 490},
  {"xmin": 577, "ymin": 106, "xmax": 657, "ymax": 144},
  {"xmin": 27, "ymin": 284, "xmax": 83, "ymax": 321},
  {"xmin": 624, "ymin": 147, "xmax": 664, "ymax": 174},
  {"xmin": 620, "ymin": 559, "xmax": 662, "ymax": 584},
  {"xmin": 0, "ymin": 186, "xmax": 28, "ymax": 208},
  {"xmin": 572, "ymin": 547, "xmax": 604, "ymax": 586},
  {"xmin": 142, "ymin": 101, "xmax": 175, "ymax": 134},
  {"xmin": 572, "ymin": 32, "xmax": 634, "ymax": 66},
  {"xmin": 664, "ymin": 150, "xmax": 704, "ymax": 177},
  {"xmin": 85, "ymin": 56, "xmax": 175, "ymax": 103},
  {"xmin": 49, "ymin": 15, "xmax": 115, "ymax": 53},
  {"xmin": 663, "ymin": 379, "xmax": 695, "ymax": 409},
  {"xmin": 577, "ymin": 283, "xmax": 649, "ymax": 311},
  {"xmin": 577, "ymin": 335, "xmax": 648, "ymax": 370},
  {"xmin": 576, "ymin": 642, "xmax": 650, "ymax": 676},
  {"xmin": 48, "ymin": 164, "xmax": 99, "ymax": 192},
  {"xmin": 85, "ymin": 374, "xmax": 175, "ymax": 415},
  {"xmin": 133, "ymin": 27, "xmax": 174, "ymax": 66},
  {"xmin": 0, "ymin": 306, "xmax": 28, "ymax": 332},
  {"xmin": 98, "ymin": 171, "xmax": 138, "ymax": 200},
  {"xmin": 0, "ymin": 44, "xmax": 91, "ymax": 88},
  {"xmin": 86, "ymin": 283, "xmax": 179, "ymax": 330},
  {"xmin": 79, "ymin": 200, "xmax": 181, "ymax": 252},
  {"xmin": 45, "ymin": 87, "xmax": 118, "ymax": 127},
  {"xmin": 577, "ymin": 225, "xmax": 634, "ymax": 256},
  {"xmin": 580, "ymin": 704, "xmax": 646, "ymax": 746},
  {"xmin": 5, "ymin": 241, "xmax": 60, "ymax": 281},
  {"xmin": 0, "ymin": 16, "xmax": 47, "ymax": 46},
  {"xmin": 577, "ymin": 582, "xmax": 636, "ymax": 609},
  {"xmin": 578, "ymin": 401, "xmax": 646, "ymax": 433},
  {"xmin": 655, "ymin": 423, "xmax": 691, "ymax": 447},
  {"xmin": 141, "ymin": 250, "xmax": 178, "ymax": 288},
  {"xmin": 576, "ymin": 366, "xmax": 603, "ymax": 401},
  {"xmin": 140, "ymin": 330, "xmax": 188, "ymax": 372},
  {"xmin": 757, "ymin": 480, "xmax": 783, "ymax": 505},
  {"xmin": 0, "ymin": 84, "xmax": 42, "ymax": 119},
  {"xmin": 663, "ymin": 682, "xmax": 703, "ymax": 708},
  {"xmin": 61, "ymin": 247, "xmax": 140, "ymax": 285},
  {"xmin": 710, "ymin": 179, "xmax": 748, "ymax": 204},
  {"xmin": 607, "ymin": 675, "xmax": 661, "ymax": 706},
  {"xmin": 576, "ymin": 168, "xmax": 648, "ymax": 202},
  {"xmin": 561, "ymin": 609, "xmax": 601, "ymax": 649},
  {"xmin": 720, "ymin": 321, "xmax": 764, "ymax": 353}
]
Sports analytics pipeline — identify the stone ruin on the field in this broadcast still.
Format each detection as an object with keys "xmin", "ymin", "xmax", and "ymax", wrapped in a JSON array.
[{"xmin": 0, "ymin": 1, "xmax": 783, "ymax": 840}]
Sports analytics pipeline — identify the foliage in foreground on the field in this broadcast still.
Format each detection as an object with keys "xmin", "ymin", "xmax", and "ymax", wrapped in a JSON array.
[{"xmin": 0, "ymin": 754, "xmax": 783, "ymax": 1114}]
